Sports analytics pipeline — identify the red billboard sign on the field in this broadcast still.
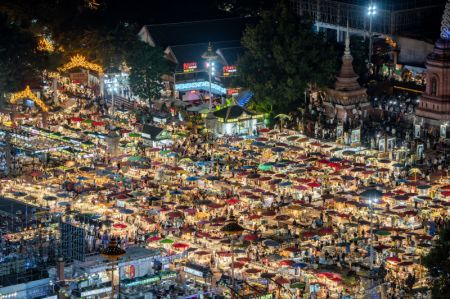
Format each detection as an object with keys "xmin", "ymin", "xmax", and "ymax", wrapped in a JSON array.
[
  {"xmin": 227, "ymin": 88, "xmax": 240, "ymax": 96},
  {"xmin": 183, "ymin": 62, "xmax": 197, "ymax": 73},
  {"xmin": 223, "ymin": 65, "xmax": 237, "ymax": 77}
]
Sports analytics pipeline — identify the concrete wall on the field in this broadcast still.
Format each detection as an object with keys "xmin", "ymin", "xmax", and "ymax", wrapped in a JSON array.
[{"xmin": 396, "ymin": 36, "xmax": 434, "ymax": 66}]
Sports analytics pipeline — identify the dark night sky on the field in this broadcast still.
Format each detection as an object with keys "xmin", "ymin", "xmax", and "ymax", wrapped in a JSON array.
[{"xmin": 103, "ymin": 0, "xmax": 233, "ymax": 25}]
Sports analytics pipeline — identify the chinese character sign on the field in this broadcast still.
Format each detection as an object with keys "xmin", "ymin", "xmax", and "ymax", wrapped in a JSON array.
[
  {"xmin": 183, "ymin": 62, "xmax": 197, "ymax": 73},
  {"xmin": 223, "ymin": 65, "xmax": 237, "ymax": 77}
]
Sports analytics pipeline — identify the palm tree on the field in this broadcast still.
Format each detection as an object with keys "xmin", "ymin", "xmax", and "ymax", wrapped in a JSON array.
[
  {"xmin": 409, "ymin": 168, "xmax": 422, "ymax": 181},
  {"xmin": 274, "ymin": 114, "xmax": 292, "ymax": 129}
]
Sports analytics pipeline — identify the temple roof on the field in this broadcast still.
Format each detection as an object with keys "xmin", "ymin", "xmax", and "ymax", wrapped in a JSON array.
[
  {"xmin": 333, "ymin": 23, "xmax": 363, "ymax": 92},
  {"xmin": 213, "ymin": 105, "xmax": 256, "ymax": 122},
  {"xmin": 142, "ymin": 17, "xmax": 258, "ymax": 48}
]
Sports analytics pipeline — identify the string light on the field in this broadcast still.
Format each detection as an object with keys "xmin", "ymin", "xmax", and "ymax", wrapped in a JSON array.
[
  {"xmin": 47, "ymin": 72, "xmax": 60, "ymax": 79},
  {"xmin": 85, "ymin": 0, "xmax": 101, "ymax": 10},
  {"xmin": 58, "ymin": 54, "xmax": 104, "ymax": 74},
  {"xmin": 9, "ymin": 86, "xmax": 49, "ymax": 112},
  {"xmin": 37, "ymin": 38, "xmax": 54, "ymax": 53}
]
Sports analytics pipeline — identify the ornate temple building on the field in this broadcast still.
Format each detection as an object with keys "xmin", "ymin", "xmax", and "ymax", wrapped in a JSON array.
[
  {"xmin": 324, "ymin": 24, "xmax": 370, "ymax": 123},
  {"xmin": 415, "ymin": 0, "xmax": 450, "ymax": 125}
]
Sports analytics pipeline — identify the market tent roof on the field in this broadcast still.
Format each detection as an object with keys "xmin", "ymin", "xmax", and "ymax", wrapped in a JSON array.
[
  {"xmin": 187, "ymin": 103, "xmax": 210, "ymax": 113},
  {"xmin": 141, "ymin": 125, "xmax": 169, "ymax": 141},
  {"xmin": 213, "ymin": 105, "xmax": 257, "ymax": 122}
]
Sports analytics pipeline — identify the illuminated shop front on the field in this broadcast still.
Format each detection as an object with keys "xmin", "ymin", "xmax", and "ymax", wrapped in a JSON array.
[
  {"xmin": 0, "ymin": 278, "xmax": 51, "ymax": 299},
  {"xmin": 212, "ymin": 105, "xmax": 263, "ymax": 136},
  {"xmin": 183, "ymin": 262, "xmax": 213, "ymax": 284},
  {"xmin": 72, "ymin": 247, "xmax": 161, "ymax": 298},
  {"xmin": 119, "ymin": 271, "xmax": 177, "ymax": 298}
]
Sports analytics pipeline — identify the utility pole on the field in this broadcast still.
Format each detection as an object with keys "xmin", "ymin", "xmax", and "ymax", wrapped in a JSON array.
[{"xmin": 367, "ymin": 1, "xmax": 377, "ymax": 70}]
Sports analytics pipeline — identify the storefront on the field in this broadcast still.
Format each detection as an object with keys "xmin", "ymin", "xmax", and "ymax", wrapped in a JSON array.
[
  {"xmin": 73, "ymin": 247, "xmax": 162, "ymax": 298},
  {"xmin": 212, "ymin": 105, "xmax": 263, "ymax": 136},
  {"xmin": 141, "ymin": 125, "xmax": 172, "ymax": 148},
  {"xmin": 0, "ymin": 278, "xmax": 51, "ymax": 299},
  {"xmin": 184, "ymin": 262, "xmax": 213, "ymax": 284},
  {"xmin": 119, "ymin": 271, "xmax": 177, "ymax": 298},
  {"xmin": 71, "ymin": 285, "xmax": 112, "ymax": 298}
]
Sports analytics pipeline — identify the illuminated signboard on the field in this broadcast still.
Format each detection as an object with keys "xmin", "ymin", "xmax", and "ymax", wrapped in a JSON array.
[
  {"xmin": 183, "ymin": 62, "xmax": 197, "ymax": 73},
  {"xmin": 175, "ymin": 81, "xmax": 227, "ymax": 95},
  {"xmin": 227, "ymin": 88, "xmax": 240, "ymax": 96},
  {"xmin": 81, "ymin": 287, "xmax": 112, "ymax": 297},
  {"xmin": 223, "ymin": 65, "xmax": 237, "ymax": 77},
  {"xmin": 123, "ymin": 271, "xmax": 176, "ymax": 287},
  {"xmin": 184, "ymin": 266, "xmax": 204, "ymax": 277}
]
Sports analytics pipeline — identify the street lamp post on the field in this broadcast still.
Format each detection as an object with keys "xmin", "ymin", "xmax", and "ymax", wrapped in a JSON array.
[
  {"xmin": 360, "ymin": 189, "xmax": 382, "ymax": 271},
  {"xmin": 367, "ymin": 1, "xmax": 377, "ymax": 70},
  {"xmin": 105, "ymin": 74, "xmax": 118, "ymax": 116},
  {"xmin": 101, "ymin": 238, "xmax": 126, "ymax": 299},
  {"xmin": 201, "ymin": 42, "xmax": 218, "ymax": 111},
  {"xmin": 221, "ymin": 214, "xmax": 245, "ymax": 298}
]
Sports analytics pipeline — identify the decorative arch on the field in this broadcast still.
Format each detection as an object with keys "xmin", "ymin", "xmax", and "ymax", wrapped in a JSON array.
[
  {"xmin": 10, "ymin": 86, "xmax": 49, "ymax": 112},
  {"xmin": 431, "ymin": 78, "xmax": 438, "ymax": 96},
  {"xmin": 428, "ymin": 73, "xmax": 440, "ymax": 96},
  {"xmin": 58, "ymin": 54, "xmax": 104, "ymax": 74}
]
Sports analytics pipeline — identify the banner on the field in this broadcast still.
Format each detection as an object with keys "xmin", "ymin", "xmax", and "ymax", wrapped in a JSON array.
[
  {"xmin": 417, "ymin": 144, "xmax": 424, "ymax": 158},
  {"xmin": 351, "ymin": 129, "xmax": 361, "ymax": 144},
  {"xmin": 336, "ymin": 125, "xmax": 344, "ymax": 138},
  {"xmin": 387, "ymin": 138, "xmax": 395, "ymax": 151},
  {"xmin": 379, "ymin": 138, "xmax": 385, "ymax": 152},
  {"xmin": 440, "ymin": 125, "xmax": 447, "ymax": 139},
  {"xmin": 414, "ymin": 124, "xmax": 421, "ymax": 139}
]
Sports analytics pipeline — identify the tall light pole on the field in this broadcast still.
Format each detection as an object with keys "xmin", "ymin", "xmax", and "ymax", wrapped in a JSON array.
[
  {"xmin": 105, "ymin": 74, "xmax": 118, "ymax": 115},
  {"xmin": 367, "ymin": 2, "xmax": 377, "ymax": 70},
  {"xmin": 221, "ymin": 214, "xmax": 245, "ymax": 298},
  {"xmin": 360, "ymin": 188, "xmax": 382, "ymax": 272},
  {"xmin": 201, "ymin": 42, "xmax": 218, "ymax": 111},
  {"xmin": 101, "ymin": 238, "xmax": 126, "ymax": 299}
]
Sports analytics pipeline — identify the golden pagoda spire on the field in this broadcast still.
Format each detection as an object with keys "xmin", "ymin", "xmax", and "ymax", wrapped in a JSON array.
[{"xmin": 344, "ymin": 20, "xmax": 351, "ymax": 57}]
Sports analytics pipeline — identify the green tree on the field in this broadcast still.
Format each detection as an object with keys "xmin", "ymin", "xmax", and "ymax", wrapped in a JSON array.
[
  {"xmin": 237, "ymin": 1, "xmax": 338, "ymax": 114},
  {"xmin": 126, "ymin": 41, "xmax": 170, "ymax": 102},
  {"xmin": 0, "ymin": 14, "xmax": 42, "ymax": 100},
  {"xmin": 422, "ymin": 222, "xmax": 450, "ymax": 298},
  {"xmin": 349, "ymin": 36, "xmax": 369, "ymax": 79}
]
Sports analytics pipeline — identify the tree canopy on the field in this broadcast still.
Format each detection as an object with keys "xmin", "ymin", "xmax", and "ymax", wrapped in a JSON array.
[
  {"xmin": 237, "ymin": 1, "xmax": 338, "ymax": 114},
  {"xmin": 0, "ymin": 1, "xmax": 171, "ymax": 103},
  {"xmin": 126, "ymin": 41, "xmax": 170, "ymax": 101},
  {"xmin": 0, "ymin": 14, "xmax": 45, "ymax": 99},
  {"xmin": 422, "ymin": 222, "xmax": 450, "ymax": 298}
]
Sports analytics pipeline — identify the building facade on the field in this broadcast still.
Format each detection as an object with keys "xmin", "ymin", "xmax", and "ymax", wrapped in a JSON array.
[
  {"xmin": 324, "ymin": 25, "xmax": 370, "ymax": 122},
  {"xmin": 415, "ymin": 1, "xmax": 450, "ymax": 125}
]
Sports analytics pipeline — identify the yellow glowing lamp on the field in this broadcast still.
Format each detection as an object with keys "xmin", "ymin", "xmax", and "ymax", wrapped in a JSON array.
[
  {"xmin": 47, "ymin": 72, "xmax": 60, "ymax": 79},
  {"xmin": 86, "ymin": 0, "xmax": 101, "ymax": 10},
  {"xmin": 9, "ymin": 86, "xmax": 49, "ymax": 113},
  {"xmin": 58, "ymin": 54, "xmax": 104, "ymax": 74},
  {"xmin": 37, "ymin": 38, "xmax": 55, "ymax": 53}
]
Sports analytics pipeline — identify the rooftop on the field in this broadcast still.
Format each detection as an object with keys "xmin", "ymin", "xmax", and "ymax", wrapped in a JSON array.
[
  {"xmin": 75, "ymin": 246, "xmax": 161, "ymax": 274},
  {"xmin": 142, "ymin": 17, "xmax": 258, "ymax": 48},
  {"xmin": 213, "ymin": 105, "xmax": 257, "ymax": 122},
  {"xmin": 170, "ymin": 40, "xmax": 242, "ymax": 70}
]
